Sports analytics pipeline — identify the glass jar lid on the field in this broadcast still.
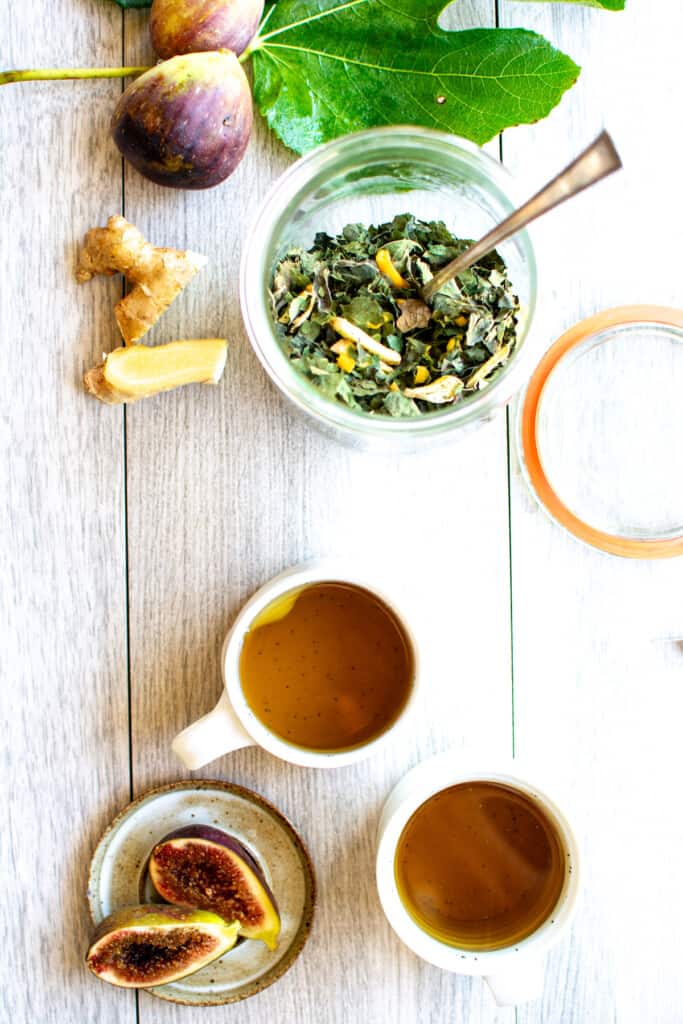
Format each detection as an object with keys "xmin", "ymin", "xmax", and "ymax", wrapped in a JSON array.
[{"xmin": 519, "ymin": 306, "xmax": 683, "ymax": 558}]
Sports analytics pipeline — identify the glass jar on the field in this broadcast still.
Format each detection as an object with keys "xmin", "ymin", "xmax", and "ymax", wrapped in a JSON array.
[
  {"xmin": 517, "ymin": 306, "xmax": 683, "ymax": 558},
  {"xmin": 240, "ymin": 127, "xmax": 538, "ymax": 451}
]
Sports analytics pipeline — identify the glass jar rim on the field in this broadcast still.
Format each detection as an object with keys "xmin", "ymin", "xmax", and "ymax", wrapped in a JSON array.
[
  {"xmin": 239, "ymin": 126, "xmax": 539, "ymax": 440},
  {"xmin": 517, "ymin": 305, "xmax": 683, "ymax": 558}
]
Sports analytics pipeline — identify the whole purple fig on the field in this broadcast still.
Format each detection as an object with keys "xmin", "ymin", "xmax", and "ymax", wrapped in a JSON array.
[
  {"xmin": 150, "ymin": 0, "xmax": 265, "ymax": 60},
  {"xmin": 111, "ymin": 51, "xmax": 252, "ymax": 190}
]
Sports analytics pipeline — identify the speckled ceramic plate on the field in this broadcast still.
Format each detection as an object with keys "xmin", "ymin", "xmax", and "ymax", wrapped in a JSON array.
[{"xmin": 87, "ymin": 780, "xmax": 316, "ymax": 1006}]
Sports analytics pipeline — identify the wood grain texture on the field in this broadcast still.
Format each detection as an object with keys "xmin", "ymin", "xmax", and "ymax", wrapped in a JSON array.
[
  {"xmin": 121, "ymin": 3, "xmax": 514, "ymax": 1023},
  {"xmin": 2, "ymin": 1, "xmax": 682, "ymax": 1022},
  {"xmin": 0, "ymin": 2, "xmax": 132, "ymax": 1022},
  {"xmin": 500, "ymin": 3, "xmax": 683, "ymax": 1023}
]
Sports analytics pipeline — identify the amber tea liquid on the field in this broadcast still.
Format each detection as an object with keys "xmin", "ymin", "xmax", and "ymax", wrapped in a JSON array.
[
  {"xmin": 395, "ymin": 782, "xmax": 566, "ymax": 951},
  {"xmin": 239, "ymin": 582, "xmax": 413, "ymax": 752}
]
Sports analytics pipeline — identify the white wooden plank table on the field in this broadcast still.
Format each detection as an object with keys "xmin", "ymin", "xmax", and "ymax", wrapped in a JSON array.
[{"xmin": 2, "ymin": 2, "xmax": 681, "ymax": 1022}]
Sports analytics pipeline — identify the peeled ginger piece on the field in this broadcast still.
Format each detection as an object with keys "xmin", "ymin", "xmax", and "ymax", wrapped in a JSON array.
[{"xmin": 84, "ymin": 339, "xmax": 228, "ymax": 404}]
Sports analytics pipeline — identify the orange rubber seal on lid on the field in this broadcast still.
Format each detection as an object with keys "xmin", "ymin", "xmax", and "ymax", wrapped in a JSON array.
[{"xmin": 520, "ymin": 305, "xmax": 683, "ymax": 559}]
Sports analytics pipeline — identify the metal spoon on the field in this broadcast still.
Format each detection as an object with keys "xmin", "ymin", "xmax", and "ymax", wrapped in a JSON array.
[{"xmin": 422, "ymin": 131, "xmax": 622, "ymax": 303}]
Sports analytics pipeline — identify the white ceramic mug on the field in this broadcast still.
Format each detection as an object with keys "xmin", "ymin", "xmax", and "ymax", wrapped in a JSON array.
[
  {"xmin": 376, "ymin": 753, "xmax": 581, "ymax": 1006},
  {"xmin": 172, "ymin": 561, "xmax": 419, "ymax": 770}
]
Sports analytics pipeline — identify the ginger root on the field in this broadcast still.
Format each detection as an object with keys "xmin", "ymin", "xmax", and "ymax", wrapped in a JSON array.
[
  {"xmin": 403, "ymin": 374, "xmax": 464, "ymax": 404},
  {"xmin": 330, "ymin": 316, "xmax": 401, "ymax": 367},
  {"xmin": 76, "ymin": 216, "xmax": 207, "ymax": 345},
  {"xmin": 84, "ymin": 339, "xmax": 228, "ymax": 404}
]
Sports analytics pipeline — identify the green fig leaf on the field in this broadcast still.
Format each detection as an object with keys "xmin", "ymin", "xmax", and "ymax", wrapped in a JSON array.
[{"xmin": 250, "ymin": 0, "xmax": 580, "ymax": 153}]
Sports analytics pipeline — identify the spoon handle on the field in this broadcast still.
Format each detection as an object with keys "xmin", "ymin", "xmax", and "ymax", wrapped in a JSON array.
[{"xmin": 422, "ymin": 131, "xmax": 622, "ymax": 302}]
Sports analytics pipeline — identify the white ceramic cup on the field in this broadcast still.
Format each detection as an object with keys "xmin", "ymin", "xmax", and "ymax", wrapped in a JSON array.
[
  {"xmin": 172, "ymin": 561, "xmax": 419, "ymax": 770},
  {"xmin": 376, "ymin": 753, "xmax": 581, "ymax": 1006}
]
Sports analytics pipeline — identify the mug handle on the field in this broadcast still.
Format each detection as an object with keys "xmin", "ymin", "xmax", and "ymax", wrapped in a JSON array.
[
  {"xmin": 172, "ymin": 692, "xmax": 254, "ymax": 770},
  {"xmin": 484, "ymin": 957, "xmax": 545, "ymax": 1005}
]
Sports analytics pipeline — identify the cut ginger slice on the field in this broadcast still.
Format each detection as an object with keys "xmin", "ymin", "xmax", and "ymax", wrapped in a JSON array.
[{"xmin": 84, "ymin": 339, "xmax": 228, "ymax": 404}]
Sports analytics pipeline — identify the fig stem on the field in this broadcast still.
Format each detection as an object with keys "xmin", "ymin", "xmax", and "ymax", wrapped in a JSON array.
[{"xmin": 0, "ymin": 66, "xmax": 149, "ymax": 86}]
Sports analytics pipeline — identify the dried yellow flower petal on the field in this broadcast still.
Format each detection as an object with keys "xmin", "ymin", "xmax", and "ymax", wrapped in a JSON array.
[
  {"xmin": 337, "ymin": 352, "xmax": 356, "ymax": 373},
  {"xmin": 376, "ymin": 248, "xmax": 409, "ymax": 290}
]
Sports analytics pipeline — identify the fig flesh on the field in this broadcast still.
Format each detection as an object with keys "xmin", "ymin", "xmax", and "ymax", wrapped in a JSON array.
[
  {"xmin": 86, "ymin": 905, "xmax": 239, "ymax": 988},
  {"xmin": 151, "ymin": 0, "xmax": 265, "ymax": 60},
  {"xmin": 149, "ymin": 825, "xmax": 281, "ymax": 950},
  {"xmin": 111, "ymin": 51, "xmax": 253, "ymax": 190}
]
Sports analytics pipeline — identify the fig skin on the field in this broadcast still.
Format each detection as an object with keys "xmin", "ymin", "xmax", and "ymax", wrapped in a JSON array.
[
  {"xmin": 111, "ymin": 51, "xmax": 253, "ymax": 190},
  {"xmin": 86, "ymin": 904, "xmax": 239, "ymax": 988},
  {"xmin": 151, "ymin": 0, "xmax": 265, "ymax": 60},
  {"xmin": 149, "ymin": 825, "xmax": 281, "ymax": 950}
]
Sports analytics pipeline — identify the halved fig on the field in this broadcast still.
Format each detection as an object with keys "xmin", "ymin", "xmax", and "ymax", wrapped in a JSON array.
[
  {"xmin": 86, "ymin": 904, "xmax": 239, "ymax": 988},
  {"xmin": 149, "ymin": 825, "xmax": 280, "ymax": 950}
]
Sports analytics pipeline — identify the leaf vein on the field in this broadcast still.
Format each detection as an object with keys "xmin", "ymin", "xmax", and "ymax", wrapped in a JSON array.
[
  {"xmin": 264, "ymin": 42, "xmax": 574, "ymax": 80},
  {"xmin": 256, "ymin": 0, "xmax": 371, "ymax": 45}
]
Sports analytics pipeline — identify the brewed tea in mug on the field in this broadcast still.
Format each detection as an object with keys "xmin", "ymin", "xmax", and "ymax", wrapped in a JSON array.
[
  {"xmin": 394, "ymin": 781, "xmax": 566, "ymax": 951},
  {"xmin": 239, "ymin": 581, "xmax": 414, "ymax": 752}
]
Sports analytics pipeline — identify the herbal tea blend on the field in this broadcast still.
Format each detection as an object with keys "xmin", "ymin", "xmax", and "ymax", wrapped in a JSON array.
[{"xmin": 269, "ymin": 214, "xmax": 520, "ymax": 417}]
